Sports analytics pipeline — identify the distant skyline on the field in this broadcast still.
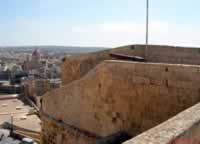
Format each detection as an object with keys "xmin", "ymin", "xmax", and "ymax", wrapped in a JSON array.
[{"xmin": 0, "ymin": 0, "xmax": 200, "ymax": 47}]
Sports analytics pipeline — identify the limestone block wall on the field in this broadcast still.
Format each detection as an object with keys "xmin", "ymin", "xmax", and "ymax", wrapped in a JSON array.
[
  {"xmin": 43, "ymin": 60, "xmax": 200, "ymax": 140},
  {"xmin": 123, "ymin": 102, "xmax": 200, "ymax": 144},
  {"xmin": 24, "ymin": 80, "xmax": 34, "ymax": 97},
  {"xmin": 61, "ymin": 45, "xmax": 143, "ymax": 85},
  {"xmin": 24, "ymin": 79, "xmax": 51, "ymax": 107},
  {"xmin": 42, "ymin": 116, "xmax": 97, "ymax": 144},
  {"xmin": 145, "ymin": 45, "xmax": 200, "ymax": 64},
  {"xmin": 25, "ymin": 79, "xmax": 50, "ymax": 97},
  {"xmin": 61, "ymin": 45, "xmax": 200, "ymax": 85},
  {"xmin": 33, "ymin": 79, "xmax": 51, "ymax": 96}
]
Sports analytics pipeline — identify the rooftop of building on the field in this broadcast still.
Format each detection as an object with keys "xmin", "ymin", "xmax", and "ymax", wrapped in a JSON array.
[{"xmin": 0, "ymin": 94, "xmax": 41, "ymax": 132}]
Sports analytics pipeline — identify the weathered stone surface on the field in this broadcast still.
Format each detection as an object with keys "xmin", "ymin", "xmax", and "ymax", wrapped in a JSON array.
[
  {"xmin": 42, "ymin": 45, "xmax": 200, "ymax": 144},
  {"xmin": 61, "ymin": 45, "xmax": 200, "ymax": 85},
  {"xmin": 123, "ymin": 102, "xmax": 200, "ymax": 144},
  {"xmin": 43, "ymin": 60, "xmax": 200, "ymax": 139},
  {"xmin": 61, "ymin": 45, "xmax": 144, "ymax": 85},
  {"xmin": 25, "ymin": 79, "xmax": 51, "ymax": 97},
  {"xmin": 41, "ymin": 117, "xmax": 96, "ymax": 144}
]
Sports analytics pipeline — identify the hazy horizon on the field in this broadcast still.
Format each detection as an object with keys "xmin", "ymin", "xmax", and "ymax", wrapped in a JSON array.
[
  {"xmin": 2, "ymin": 44, "xmax": 200, "ymax": 49},
  {"xmin": 0, "ymin": 45, "xmax": 109, "ymax": 48}
]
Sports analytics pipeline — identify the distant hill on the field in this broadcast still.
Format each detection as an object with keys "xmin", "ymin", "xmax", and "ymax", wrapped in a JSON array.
[{"xmin": 0, "ymin": 46, "xmax": 109, "ymax": 56}]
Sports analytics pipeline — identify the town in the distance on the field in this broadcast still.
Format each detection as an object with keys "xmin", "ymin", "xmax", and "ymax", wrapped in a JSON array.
[{"xmin": 0, "ymin": 46, "xmax": 105, "ymax": 144}]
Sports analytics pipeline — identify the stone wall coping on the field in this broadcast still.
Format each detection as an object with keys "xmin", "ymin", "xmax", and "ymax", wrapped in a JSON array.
[
  {"xmin": 116, "ymin": 44, "xmax": 200, "ymax": 49},
  {"xmin": 105, "ymin": 60, "xmax": 200, "ymax": 67},
  {"xmin": 123, "ymin": 102, "xmax": 200, "ymax": 144}
]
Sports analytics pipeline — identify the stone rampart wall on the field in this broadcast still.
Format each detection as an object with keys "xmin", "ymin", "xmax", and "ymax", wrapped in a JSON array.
[
  {"xmin": 43, "ymin": 60, "xmax": 200, "ymax": 138},
  {"xmin": 61, "ymin": 45, "xmax": 200, "ymax": 85}
]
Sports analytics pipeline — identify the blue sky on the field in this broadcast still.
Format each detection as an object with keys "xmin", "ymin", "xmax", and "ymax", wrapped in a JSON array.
[{"xmin": 0, "ymin": 0, "xmax": 200, "ymax": 47}]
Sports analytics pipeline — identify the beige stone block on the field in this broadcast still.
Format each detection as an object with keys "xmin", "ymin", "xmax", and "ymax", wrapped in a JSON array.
[
  {"xmin": 149, "ymin": 78, "xmax": 164, "ymax": 86},
  {"xmin": 168, "ymin": 80, "xmax": 199, "ymax": 89},
  {"xmin": 132, "ymin": 76, "xmax": 150, "ymax": 85}
]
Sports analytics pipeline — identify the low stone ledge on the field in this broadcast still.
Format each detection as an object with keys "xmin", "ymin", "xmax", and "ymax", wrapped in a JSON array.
[
  {"xmin": 41, "ymin": 112, "xmax": 99, "ymax": 144},
  {"xmin": 123, "ymin": 102, "xmax": 200, "ymax": 144}
]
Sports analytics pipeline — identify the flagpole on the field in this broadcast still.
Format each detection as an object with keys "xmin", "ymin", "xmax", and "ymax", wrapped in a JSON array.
[{"xmin": 145, "ymin": 0, "xmax": 149, "ymax": 58}]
